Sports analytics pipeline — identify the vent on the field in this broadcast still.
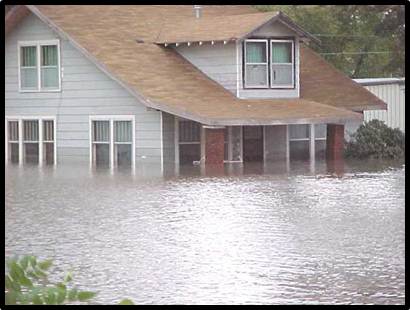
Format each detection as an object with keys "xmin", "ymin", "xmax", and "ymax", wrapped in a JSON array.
[{"xmin": 193, "ymin": 5, "xmax": 202, "ymax": 19}]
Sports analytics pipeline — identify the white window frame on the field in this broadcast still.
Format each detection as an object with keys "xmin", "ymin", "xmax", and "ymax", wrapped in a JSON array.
[
  {"xmin": 89, "ymin": 115, "xmax": 135, "ymax": 169},
  {"xmin": 288, "ymin": 124, "xmax": 327, "ymax": 142},
  {"xmin": 270, "ymin": 39, "xmax": 294, "ymax": 89},
  {"xmin": 244, "ymin": 39, "xmax": 269, "ymax": 89},
  {"xmin": 177, "ymin": 118, "xmax": 201, "ymax": 145},
  {"xmin": 5, "ymin": 116, "xmax": 57, "ymax": 166},
  {"xmin": 18, "ymin": 40, "xmax": 61, "ymax": 93}
]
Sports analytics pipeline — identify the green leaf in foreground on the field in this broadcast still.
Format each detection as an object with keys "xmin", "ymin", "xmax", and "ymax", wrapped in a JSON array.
[
  {"xmin": 119, "ymin": 298, "xmax": 135, "ymax": 305},
  {"xmin": 77, "ymin": 291, "xmax": 97, "ymax": 301},
  {"xmin": 38, "ymin": 259, "xmax": 53, "ymax": 271}
]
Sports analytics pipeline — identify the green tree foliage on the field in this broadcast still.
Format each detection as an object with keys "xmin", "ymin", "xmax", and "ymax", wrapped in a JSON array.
[
  {"xmin": 5, "ymin": 255, "xmax": 134, "ymax": 305},
  {"xmin": 345, "ymin": 120, "xmax": 405, "ymax": 159},
  {"xmin": 254, "ymin": 5, "xmax": 405, "ymax": 78}
]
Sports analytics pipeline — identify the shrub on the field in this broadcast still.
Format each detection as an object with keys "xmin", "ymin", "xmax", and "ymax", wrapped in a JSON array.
[
  {"xmin": 5, "ymin": 255, "xmax": 134, "ymax": 305},
  {"xmin": 345, "ymin": 120, "xmax": 405, "ymax": 159}
]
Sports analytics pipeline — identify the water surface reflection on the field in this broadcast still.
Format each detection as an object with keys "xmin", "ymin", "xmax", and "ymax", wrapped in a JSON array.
[{"xmin": 5, "ymin": 160, "xmax": 405, "ymax": 305}]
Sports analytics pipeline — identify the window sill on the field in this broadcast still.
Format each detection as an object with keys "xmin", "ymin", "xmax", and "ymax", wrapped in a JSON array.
[{"xmin": 19, "ymin": 89, "xmax": 62, "ymax": 93}]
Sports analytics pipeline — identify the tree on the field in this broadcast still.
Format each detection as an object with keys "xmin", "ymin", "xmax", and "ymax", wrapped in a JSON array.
[{"xmin": 254, "ymin": 5, "xmax": 405, "ymax": 78}]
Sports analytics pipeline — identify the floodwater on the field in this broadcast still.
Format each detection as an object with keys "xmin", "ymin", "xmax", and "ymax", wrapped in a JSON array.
[{"xmin": 5, "ymin": 160, "xmax": 405, "ymax": 305}]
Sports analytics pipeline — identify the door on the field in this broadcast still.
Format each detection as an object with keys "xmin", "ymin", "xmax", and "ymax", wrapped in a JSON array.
[{"xmin": 243, "ymin": 126, "xmax": 263, "ymax": 162}]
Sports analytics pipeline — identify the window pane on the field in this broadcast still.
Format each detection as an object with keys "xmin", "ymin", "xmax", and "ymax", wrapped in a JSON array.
[
  {"xmin": 93, "ymin": 121, "xmax": 110, "ymax": 142},
  {"xmin": 245, "ymin": 64, "xmax": 267, "ymax": 87},
  {"xmin": 21, "ymin": 46, "xmax": 37, "ymax": 67},
  {"xmin": 94, "ymin": 144, "xmax": 110, "ymax": 167},
  {"xmin": 8, "ymin": 121, "xmax": 19, "ymax": 141},
  {"xmin": 24, "ymin": 143, "xmax": 39, "ymax": 164},
  {"xmin": 272, "ymin": 64, "xmax": 292, "ymax": 85},
  {"xmin": 272, "ymin": 42, "xmax": 292, "ymax": 63},
  {"xmin": 231, "ymin": 126, "xmax": 242, "ymax": 161},
  {"xmin": 315, "ymin": 140, "xmax": 326, "ymax": 159},
  {"xmin": 116, "ymin": 144, "xmax": 132, "ymax": 167},
  {"xmin": 315, "ymin": 124, "xmax": 327, "ymax": 139},
  {"xmin": 114, "ymin": 121, "xmax": 132, "ymax": 143},
  {"xmin": 179, "ymin": 144, "xmax": 200, "ymax": 164},
  {"xmin": 21, "ymin": 68, "xmax": 38, "ymax": 89},
  {"xmin": 179, "ymin": 120, "xmax": 200, "ymax": 143},
  {"xmin": 44, "ymin": 143, "xmax": 54, "ymax": 165},
  {"xmin": 289, "ymin": 124, "xmax": 309, "ymax": 140},
  {"xmin": 41, "ymin": 67, "xmax": 59, "ymax": 88},
  {"xmin": 289, "ymin": 140, "xmax": 309, "ymax": 160},
  {"xmin": 9, "ymin": 143, "xmax": 19, "ymax": 164},
  {"xmin": 23, "ymin": 120, "xmax": 39, "ymax": 141},
  {"xmin": 246, "ymin": 42, "xmax": 266, "ymax": 63},
  {"xmin": 43, "ymin": 120, "xmax": 54, "ymax": 141},
  {"xmin": 41, "ymin": 45, "xmax": 58, "ymax": 66},
  {"xmin": 224, "ymin": 127, "xmax": 229, "ymax": 161}
]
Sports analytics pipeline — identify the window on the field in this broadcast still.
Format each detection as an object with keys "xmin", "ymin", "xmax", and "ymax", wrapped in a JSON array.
[
  {"xmin": 271, "ymin": 40, "xmax": 294, "ymax": 88},
  {"xmin": 23, "ymin": 120, "xmax": 39, "ymax": 164},
  {"xmin": 178, "ymin": 119, "xmax": 201, "ymax": 164},
  {"xmin": 289, "ymin": 124, "xmax": 310, "ymax": 160},
  {"xmin": 18, "ymin": 40, "xmax": 60, "ymax": 92},
  {"xmin": 90, "ymin": 116, "xmax": 135, "ymax": 168},
  {"xmin": 41, "ymin": 45, "xmax": 59, "ymax": 89},
  {"xmin": 6, "ymin": 117, "xmax": 56, "ymax": 165},
  {"xmin": 244, "ymin": 40, "xmax": 268, "ymax": 88},
  {"xmin": 7, "ymin": 121, "xmax": 19, "ymax": 164},
  {"xmin": 244, "ymin": 39, "xmax": 295, "ymax": 89},
  {"xmin": 314, "ymin": 124, "xmax": 327, "ymax": 158},
  {"xmin": 114, "ymin": 121, "xmax": 133, "ymax": 167},
  {"xmin": 224, "ymin": 127, "xmax": 229, "ymax": 161},
  {"xmin": 92, "ymin": 120, "xmax": 110, "ymax": 167},
  {"xmin": 288, "ymin": 124, "xmax": 327, "ymax": 160},
  {"xmin": 20, "ymin": 46, "xmax": 38, "ymax": 90},
  {"xmin": 43, "ymin": 120, "xmax": 55, "ymax": 165}
]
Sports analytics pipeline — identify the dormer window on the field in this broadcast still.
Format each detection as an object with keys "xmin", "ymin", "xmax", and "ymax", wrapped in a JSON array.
[
  {"xmin": 243, "ymin": 39, "xmax": 295, "ymax": 89},
  {"xmin": 271, "ymin": 40, "xmax": 294, "ymax": 88},
  {"xmin": 244, "ymin": 40, "xmax": 268, "ymax": 88}
]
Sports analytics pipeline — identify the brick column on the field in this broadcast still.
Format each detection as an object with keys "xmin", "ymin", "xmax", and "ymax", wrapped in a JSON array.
[
  {"xmin": 205, "ymin": 127, "xmax": 225, "ymax": 165},
  {"xmin": 326, "ymin": 124, "xmax": 345, "ymax": 161}
]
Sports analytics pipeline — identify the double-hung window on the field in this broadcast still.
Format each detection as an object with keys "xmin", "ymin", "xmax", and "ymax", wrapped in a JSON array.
[
  {"xmin": 244, "ymin": 39, "xmax": 295, "ymax": 89},
  {"xmin": 271, "ymin": 40, "xmax": 294, "ymax": 88},
  {"xmin": 7, "ymin": 121, "xmax": 20, "ymax": 163},
  {"xmin": 90, "ymin": 116, "xmax": 135, "ymax": 168},
  {"xmin": 5, "ymin": 117, "xmax": 56, "ymax": 165},
  {"xmin": 18, "ymin": 40, "xmax": 61, "ymax": 92},
  {"xmin": 244, "ymin": 40, "xmax": 269, "ymax": 88},
  {"xmin": 23, "ymin": 120, "xmax": 40, "ymax": 164}
]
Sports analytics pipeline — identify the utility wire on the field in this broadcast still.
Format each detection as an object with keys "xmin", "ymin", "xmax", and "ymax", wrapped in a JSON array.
[
  {"xmin": 319, "ymin": 51, "xmax": 392, "ymax": 55},
  {"xmin": 313, "ymin": 34, "xmax": 380, "ymax": 37}
]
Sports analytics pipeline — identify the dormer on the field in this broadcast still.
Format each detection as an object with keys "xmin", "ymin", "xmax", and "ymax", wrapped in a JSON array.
[{"xmin": 156, "ymin": 11, "xmax": 319, "ymax": 100}]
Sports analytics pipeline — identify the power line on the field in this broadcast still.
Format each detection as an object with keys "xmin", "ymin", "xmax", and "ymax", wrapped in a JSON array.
[
  {"xmin": 313, "ymin": 34, "xmax": 380, "ymax": 38},
  {"xmin": 319, "ymin": 51, "xmax": 392, "ymax": 55}
]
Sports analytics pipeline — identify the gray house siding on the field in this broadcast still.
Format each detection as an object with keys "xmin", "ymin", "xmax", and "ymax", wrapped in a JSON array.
[
  {"xmin": 5, "ymin": 13, "xmax": 162, "ymax": 165},
  {"xmin": 175, "ymin": 43, "xmax": 238, "ymax": 95}
]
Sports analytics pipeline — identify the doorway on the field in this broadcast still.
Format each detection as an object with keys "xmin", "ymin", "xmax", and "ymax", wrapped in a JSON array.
[{"xmin": 243, "ymin": 126, "xmax": 264, "ymax": 162}]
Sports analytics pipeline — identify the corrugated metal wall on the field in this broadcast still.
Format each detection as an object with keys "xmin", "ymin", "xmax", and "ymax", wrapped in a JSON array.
[{"xmin": 363, "ymin": 83, "xmax": 405, "ymax": 132}]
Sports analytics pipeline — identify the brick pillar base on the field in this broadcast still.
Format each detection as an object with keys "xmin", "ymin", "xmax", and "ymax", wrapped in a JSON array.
[
  {"xmin": 326, "ymin": 124, "xmax": 345, "ymax": 161},
  {"xmin": 205, "ymin": 128, "xmax": 225, "ymax": 165}
]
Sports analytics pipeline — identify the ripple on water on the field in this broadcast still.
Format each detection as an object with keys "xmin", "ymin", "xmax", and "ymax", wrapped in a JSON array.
[{"xmin": 5, "ymin": 161, "xmax": 405, "ymax": 305}]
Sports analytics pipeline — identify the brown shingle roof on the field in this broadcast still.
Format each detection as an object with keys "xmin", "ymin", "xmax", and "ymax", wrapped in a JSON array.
[
  {"xmin": 155, "ymin": 11, "xmax": 277, "ymax": 44},
  {"xmin": 7, "ymin": 5, "xmax": 385, "ymax": 125},
  {"xmin": 300, "ymin": 46, "xmax": 387, "ymax": 111},
  {"xmin": 155, "ymin": 11, "xmax": 319, "ymax": 45}
]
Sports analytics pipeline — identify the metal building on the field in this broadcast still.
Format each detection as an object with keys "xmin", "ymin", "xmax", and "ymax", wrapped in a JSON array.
[{"xmin": 354, "ymin": 78, "xmax": 405, "ymax": 132}]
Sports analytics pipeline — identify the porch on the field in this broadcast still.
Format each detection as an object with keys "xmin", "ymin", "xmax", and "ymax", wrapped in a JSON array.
[{"xmin": 171, "ymin": 117, "xmax": 344, "ymax": 167}]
